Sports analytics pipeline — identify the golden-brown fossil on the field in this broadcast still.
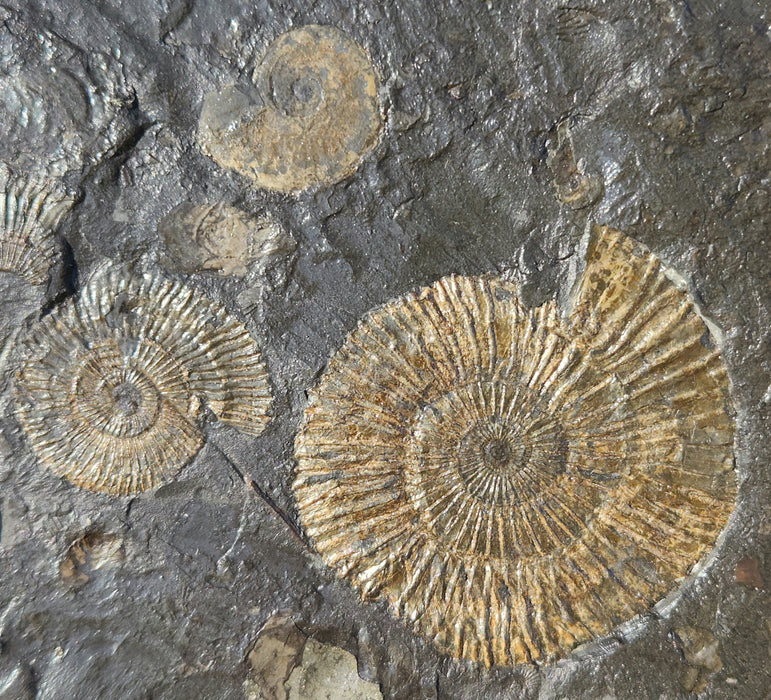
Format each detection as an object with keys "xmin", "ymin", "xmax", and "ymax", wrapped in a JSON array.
[
  {"xmin": 15, "ymin": 267, "xmax": 272, "ymax": 495},
  {"xmin": 0, "ymin": 165, "xmax": 73, "ymax": 284},
  {"xmin": 293, "ymin": 226, "xmax": 736, "ymax": 666},
  {"xmin": 198, "ymin": 25, "xmax": 382, "ymax": 193}
]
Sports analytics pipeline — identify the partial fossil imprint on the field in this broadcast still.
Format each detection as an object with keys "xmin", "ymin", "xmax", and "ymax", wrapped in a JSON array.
[
  {"xmin": 0, "ymin": 165, "xmax": 73, "ymax": 285},
  {"xmin": 198, "ymin": 24, "xmax": 383, "ymax": 193},
  {"xmin": 0, "ymin": 166, "xmax": 74, "ymax": 372},
  {"xmin": 158, "ymin": 202, "xmax": 291, "ymax": 277},
  {"xmin": 14, "ymin": 267, "xmax": 272, "ymax": 495},
  {"xmin": 293, "ymin": 226, "xmax": 736, "ymax": 666}
]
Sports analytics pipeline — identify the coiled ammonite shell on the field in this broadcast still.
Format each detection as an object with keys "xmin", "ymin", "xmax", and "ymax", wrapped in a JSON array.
[
  {"xmin": 15, "ymin": 268, "xmax": 272, "ymax": 495},
  {"xmin": 0, "ymin": 165, "xmax": 73, "ymax": 284},
  {"xmin": 293, "ymin": 226, "xmax": 736, "ymax": 666},
  {"xmin": 198, "ymin": 25, "xmax": 382, "ymax": 193}
]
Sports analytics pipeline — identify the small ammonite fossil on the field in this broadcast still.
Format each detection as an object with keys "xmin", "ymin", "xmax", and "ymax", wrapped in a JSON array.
[
  {"xmin": 15, "ymin": 267, "xmax": 272, "ymax": 495},
  {"xmin": 293, "ymin": 226, "xmax": 736, "ymax": 666},
  {"xmin": 158, "ymin": 202, "xmax": 290, "ymax": 277},
  {"xmin": 198, "ymin": 25, "xmax": 383, "ymax": 193},
  {"xmin": 0, "ymin": 165, "xmax": 73, "ymax": 285}
]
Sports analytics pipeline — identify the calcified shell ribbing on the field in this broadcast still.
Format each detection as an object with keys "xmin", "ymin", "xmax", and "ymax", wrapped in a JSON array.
[
  {"xmin": 15, "ymin": 268, "xmax": 272, "ymax": 495},
  {"xmin": 293, "ymin": 226, "xmax": 736, "ymax": 666},
  {"xmin": 0, "ymin": 165, "xmax": 73, "ymax": 284}
]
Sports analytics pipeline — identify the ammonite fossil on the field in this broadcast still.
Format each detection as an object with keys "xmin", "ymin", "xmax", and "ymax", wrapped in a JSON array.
[
  {"xmin": 0, "ymin": 165, "xmax": 73, "ymax": 285},
  {"xmin": 293, "ymin": 226, "xmax": 736, "ymax": 666},
  {"xmin": 158, "ymin": 202, "xmax": 289, "ymax": 277},
  {"xmin": 15, "ymin": 267, "xmax": 272, "ymax": 495},
  {"xmin": 198, "ymin": 25, "xmax": 382, "ymax": 193}
]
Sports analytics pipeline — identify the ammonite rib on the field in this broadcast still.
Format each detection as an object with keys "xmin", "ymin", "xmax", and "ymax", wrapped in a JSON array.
[
  {"xmin": 293, "ymin": 225, "xmax": 736, "ymax": 666},
  {"xmin": 0, "ymin": 165, "xmax": 73, "ymax": 284},
  {"xmin": 15, "ymin": 267, "xmax": 272, "ymax": 495}
]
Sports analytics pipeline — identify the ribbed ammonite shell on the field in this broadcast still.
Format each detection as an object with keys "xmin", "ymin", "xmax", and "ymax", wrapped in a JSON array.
[
  {"xmin": 0, "ymin": 165, "xmax": 73, "ymax": 284},
  {"xmin": 293, "ymin": 226, "xmax": 736, "ymax": 666},
  {"xmin": 198, "ymin": 25, "xmax": 382, "ymax": 193},
  {"xmin": 14, "ymin": 268, "xmax": 272, "ymax": 495}
]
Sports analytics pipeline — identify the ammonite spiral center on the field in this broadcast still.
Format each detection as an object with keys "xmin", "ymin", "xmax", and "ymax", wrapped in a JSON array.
[
  {"xmin": 462, "ymin": 426, "xmax": 532, "ymax": 475},
  {"xmin": 81, "ymin": 364, "xmax": 162, "ymax": 439},
  {"xmin": 270, "ymin": 64, "xmax": 324, "ymax": 118},
  {"xmin": 111, "ymin": 381, "xmax": 143, "ymax": 416},
  {"xmin": 482, "ymin": 437, "xmax": 514, "ymax": 468},
  {"xmin": 409, "ymin": 380, "xmax": 569, "ymax": 522}
]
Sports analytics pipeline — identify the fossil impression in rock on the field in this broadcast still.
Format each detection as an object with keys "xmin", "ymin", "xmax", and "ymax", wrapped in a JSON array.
[
  {"xmin": 198, "ymin": 25, "xmax": 382, "ymax": 193},
  {"xmin": 547, "ymin": 123, "xmax": 603, "ymax": 209},
  {"xmin": 0, "ymin": 165, "xmax": 73, "ymax": 285},
  {"xmin": 15, "ymin": 267, "xmax": 272, "ymax": 495},
  {"xmin": 293, "ymin": 226, "xmax": 736, "ymax": 666},
  {"xmin": 0, "ymin": 166, "xmax": 74, "ymax": 372},
  {"xmin": 158, "ymin": 202, "xmax": 291, "ymax": 277}
]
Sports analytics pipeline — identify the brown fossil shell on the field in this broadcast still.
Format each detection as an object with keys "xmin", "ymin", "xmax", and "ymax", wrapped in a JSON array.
[
  {"xmin": 15, "ymin": 267, "xmax": 272, "ymax": 495},
  {"xmin": 293, "ymin": 226, "xmax": 736, "ymax": 666},
  {"xmin": 0, "ymin": 165, "xmax": 73, "ymax": 284},
  {"xmin": 198, "ymin": 25, "xmax": 382, "ymax": 193}
]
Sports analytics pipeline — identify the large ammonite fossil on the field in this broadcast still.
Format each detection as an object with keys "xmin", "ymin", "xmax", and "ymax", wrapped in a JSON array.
[
  {"xmin": 293, "ymin": 226, "xmax": 736, "ymax": 666},
  {"xmin": 198, "ymin": 24, "xmax": 383, "ymax": 193},
  {"xmin": 14, "ymin": 267, "xmax": 272, "ymax": 495}
]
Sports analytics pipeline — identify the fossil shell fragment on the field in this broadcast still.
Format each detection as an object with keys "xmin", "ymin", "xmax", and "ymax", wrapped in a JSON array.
[
  {"xmin": 293, "ymin": 226, "xmax": 736, "ymax": 666},
  {"xmin": 0, "ymin": 166, "xmax": 74, "ymax": 375},
  {"xmin": 15, "ymin": 268, "xmax": 272, "ymax": 495},
  {"xmin": 198, "ymin": 25, "xmax": 382, "ymax": 193},
  {"xmin": 159, "ymin": 202, "xmax": 291, "ymax": 277},
  {"xmin": 547, "ymin": 123, "xmax": 603, "ymax": 209},
  {"xmin": 0, "ymin": 165, "xmax": 73, "ymax": 285}
]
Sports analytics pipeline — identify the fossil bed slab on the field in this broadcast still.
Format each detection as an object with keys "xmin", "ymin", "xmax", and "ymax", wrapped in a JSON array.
[{"xmin": 0, "ymin": 1, "xmax": 768, "ymax": 699}]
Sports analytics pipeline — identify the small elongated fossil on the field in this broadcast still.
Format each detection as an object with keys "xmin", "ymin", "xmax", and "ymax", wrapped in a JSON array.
[
  {"xmin": 293, "ymin": 226, "xmax": 736, "ymax": 666},
  {"xmin": 15, "ymin": 267, "xmax": 272, "ymax": 495}
]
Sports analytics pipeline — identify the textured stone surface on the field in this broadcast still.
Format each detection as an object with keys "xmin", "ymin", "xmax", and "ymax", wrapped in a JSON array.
[
  {"xmin": 0, "ymin": 0, "xmax": 768, "ymax": 698},
  {"xmin": 285, "ymin": 639, "xmax": 382, "ymax": 700}
]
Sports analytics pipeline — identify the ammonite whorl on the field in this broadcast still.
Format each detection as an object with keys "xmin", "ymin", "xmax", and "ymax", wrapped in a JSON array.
[
  {"xmin": 15, "ymin": 267, "xmax": 273, "ymax": 495},
  {"xmin": 293, "ymin": 226, "xmax": 736, "ymax": 666}
]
